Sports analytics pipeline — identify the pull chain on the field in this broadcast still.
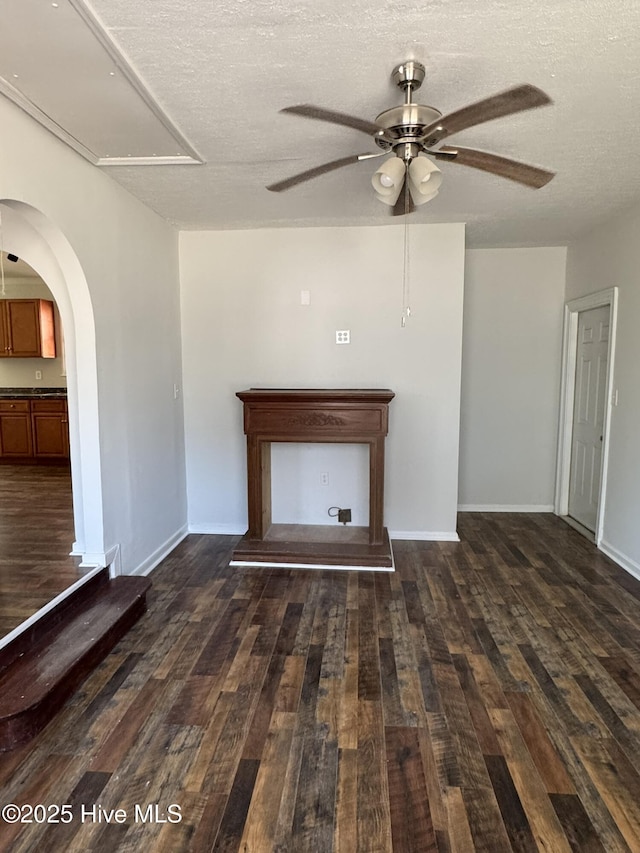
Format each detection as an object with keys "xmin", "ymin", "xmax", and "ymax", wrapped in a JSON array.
[
  {"xmin": 0, "ymin": 210, "xmax": 5, "ymax": 298},
  {"xmin": 401, "ymin": 180, "xmax": 411, "ymax": 327}
]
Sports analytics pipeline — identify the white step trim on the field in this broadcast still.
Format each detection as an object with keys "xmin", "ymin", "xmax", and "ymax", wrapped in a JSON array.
[{"xmin": 458, "ymin": 504, "xmax": 554, "ymax": 513}]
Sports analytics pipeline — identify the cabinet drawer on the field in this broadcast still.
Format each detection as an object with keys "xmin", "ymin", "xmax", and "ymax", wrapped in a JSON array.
[
  {"xmin": 31, "ymin": 399, "xmax": 66, "ymax": 413},
  {"xmin": 0, "ymin": 400, "xmax": 30, "ymax": 413}
]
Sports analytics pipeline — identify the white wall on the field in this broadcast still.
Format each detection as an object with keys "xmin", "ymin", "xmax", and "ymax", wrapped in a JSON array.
[
  {"xmin": 458, "ymin": 248, "xmax": 567, "ymax": 510},
  {"xmin": 0, "ymin": 273, "xmax": 67, "ymax": 388},
  {"xmin": 566, "ymin": 204, "xmax": 640, "ymax": 576},
  {"xmin": 0, "ymin": 95, "xmax": 187, "ymax": 574},
  {"xmin": 180, "ymin": 223, "xmax": 465, "ymax": 540}
]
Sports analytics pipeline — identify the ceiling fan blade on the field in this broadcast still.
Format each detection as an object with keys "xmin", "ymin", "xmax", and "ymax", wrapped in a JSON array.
[
  {"xmin": 390, "ymin": 179, "xmax": 415, "ymax": 216},
  {"xmin": 433, "ymin": 145, "xmax": 555, "ymax": 188},
  {"xmin": 266, "ymin": 152, "xmax": 384, "ymax": 192},
  {"xmin": 421, "ymin": 84, "xmax": 552, "ymax": 144},
  {"xmin": 280, "ymin": 105, "xmax": 387, "ymax": 138}
]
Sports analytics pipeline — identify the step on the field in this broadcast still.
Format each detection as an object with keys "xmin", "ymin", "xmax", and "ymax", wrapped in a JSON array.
[
  {"xmin": 0, "ymin": 568, "xmax": 110, "ymax": 677},
  {"xmin": 0, "ymin": 575, "xmax": 151, "ymax": 751}
]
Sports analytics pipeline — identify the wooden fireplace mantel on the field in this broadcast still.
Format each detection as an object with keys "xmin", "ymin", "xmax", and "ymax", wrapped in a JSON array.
[{"xmin": 230, "ymin": 388, "xmax": 395, "ymax": 569}]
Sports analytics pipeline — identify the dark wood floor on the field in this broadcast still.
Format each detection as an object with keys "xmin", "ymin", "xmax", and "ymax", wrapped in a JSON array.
[
  {"xmin": 2, "ymin": 513, "xmax": 640, "ymax": 851},
  {"xmin": 0, "ymin": 465, "xmax": 85, "ymax": 638},
  {"xmin": 0, "ymin": 465, "xmax": 83, "ymax": 639}
]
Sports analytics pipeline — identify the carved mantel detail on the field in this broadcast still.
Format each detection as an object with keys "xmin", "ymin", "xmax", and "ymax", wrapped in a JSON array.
[{"xmin": 287, "ymin": 413, "xmax": 346, "ymax": 427}]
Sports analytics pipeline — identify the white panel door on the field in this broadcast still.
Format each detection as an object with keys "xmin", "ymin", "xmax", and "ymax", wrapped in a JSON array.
[{"xmin": 568, "ymin": 305, "xmax": 610, "ymax": 531}]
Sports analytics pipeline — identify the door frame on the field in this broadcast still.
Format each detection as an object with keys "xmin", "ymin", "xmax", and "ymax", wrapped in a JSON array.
[{"xmin": 555, "ymin": 287, "xmax": 618, "ymax": 545}]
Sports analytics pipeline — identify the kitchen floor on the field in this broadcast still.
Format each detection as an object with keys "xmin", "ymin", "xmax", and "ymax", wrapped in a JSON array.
[{"xmin": 0, "ymin": 464, "xmax": 85, "ymax": 638}]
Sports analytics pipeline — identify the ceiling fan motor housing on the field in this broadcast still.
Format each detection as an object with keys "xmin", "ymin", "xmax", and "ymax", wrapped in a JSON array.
[{"xmin": 374, "ymin": 104, "xmax": 443, "ymax": 157}]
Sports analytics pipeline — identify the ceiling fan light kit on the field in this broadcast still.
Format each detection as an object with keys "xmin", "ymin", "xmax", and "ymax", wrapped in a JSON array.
[
  {"xmin": 408, "ymin": 156, "xmax": 442, "ymax": 205},
  {"xmin": 371, "ymin": 157, "xmax": 406, "ymax": 205},
  {"xmin": 267, "ymin": 59, "xmax": 555, "ymax": 211}
]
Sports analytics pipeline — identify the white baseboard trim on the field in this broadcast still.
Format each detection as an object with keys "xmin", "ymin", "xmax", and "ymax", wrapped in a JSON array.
[
  {"xmin": 78, "ymin": 551, "xmax": 111, "ymax": 569},
  {"xmin": 188, "ymin": 523, "xmax": 246, "ymax": 535},
  {"xmin": 389, "ymin": 530, "xmax": 460, "ymax": 542},
  {"xmin": 78, "ymin": 543, "xmax": 124, "ymax": 575},
  {"xmin": 457, "ymin": 504, "xmax": 555, "ymax": 513},
  {"xmin": 127, "ymin": 525, "xmax": 190, "ymax": 577},
  {"xmin": 80, "ymin": 528, "xmax": 189, "ymax": 577},
  {"xmin": 599, "ymin": 539, "xmax": 640, "ymax": 582}
]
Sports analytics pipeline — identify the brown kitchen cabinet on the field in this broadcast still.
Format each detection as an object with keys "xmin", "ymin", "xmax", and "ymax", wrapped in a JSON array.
[
  {"xmin": 0, "ymin": 299, "xmax": 56, "ymax": 358},
  {"xmin": 0, "ymin": 400, "xmax": 33, "ymax": 457},
  {"xmin": 31, "ymin": 399, "xmax": 69, "ymax": 459},
  {"xmin": 0, "ymin": 398, "xmax": 69, "ymax": 462}
]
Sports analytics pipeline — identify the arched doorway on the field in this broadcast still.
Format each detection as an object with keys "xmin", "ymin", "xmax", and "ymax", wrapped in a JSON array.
[{"xmin": 0, "ymin": 199, "xmax": 105, "ymax": 567}]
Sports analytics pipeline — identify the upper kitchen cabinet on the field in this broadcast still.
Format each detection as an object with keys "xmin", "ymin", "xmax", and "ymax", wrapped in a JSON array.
[{"xmin": 0, "ymin": 299, "xmax": 56, "ymax": 358}]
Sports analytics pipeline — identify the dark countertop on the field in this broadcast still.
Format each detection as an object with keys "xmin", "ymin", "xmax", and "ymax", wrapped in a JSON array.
[{"xmin": 0, "ymin": 388, "xmax": 67, "ymax": 399}]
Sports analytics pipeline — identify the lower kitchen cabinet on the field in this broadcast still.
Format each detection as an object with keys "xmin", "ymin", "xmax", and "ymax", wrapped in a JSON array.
[
  {"xmin": 31, "ymin": 399, "xmax": 69, "ymax": 459},
  {"xmin": 0, "ymin": 400, "xmax": 33, "ymax": 458},
  {"xmin": 0, "ymin": 398, "xmax": 69, "ymax": 462}
]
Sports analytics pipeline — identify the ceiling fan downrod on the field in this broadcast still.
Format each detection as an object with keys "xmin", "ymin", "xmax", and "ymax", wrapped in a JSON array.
[
  {"xmin": 374, "ymin": 61, "xmax": 443, "ymax": 160},
  {"xmin": 391, "ymin": 60, "xmax": 426, "ymax": 105}
]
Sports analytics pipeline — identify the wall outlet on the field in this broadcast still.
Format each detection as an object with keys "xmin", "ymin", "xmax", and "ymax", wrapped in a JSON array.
[
  {"xmin": 35, "ymin": 370, "xmax": 42, "ymax": 380},
  {"xmin": 335, "ymin": 330, "xmax": 350, "ymax": 344},
  {"xmin": 338, "ymin": 508, "xmax": 351, "ymax": 524},
  {"xmin": 320, "ymin": 472, "xmax": 329, "ymax": 485}
]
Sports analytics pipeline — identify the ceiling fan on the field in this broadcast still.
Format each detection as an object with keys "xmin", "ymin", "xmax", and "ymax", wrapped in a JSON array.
[{"xmin": 266, "ymin": 60, "xmax": 555, "ymax": 214}]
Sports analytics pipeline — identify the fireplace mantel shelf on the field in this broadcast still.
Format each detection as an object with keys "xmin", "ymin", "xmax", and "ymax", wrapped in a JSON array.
[{"xmin": 230, "ymin": 388, "xmax": 395, "ymax": 570}]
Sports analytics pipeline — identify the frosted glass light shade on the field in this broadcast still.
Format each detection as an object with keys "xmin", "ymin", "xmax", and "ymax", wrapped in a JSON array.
[
  {"xmin": 408, "ymin": 155, "xmax": 442, "ymax": 205},
  {"xmin": 371, "ymin": 157, "xmax": 406, "ymax": 206}
]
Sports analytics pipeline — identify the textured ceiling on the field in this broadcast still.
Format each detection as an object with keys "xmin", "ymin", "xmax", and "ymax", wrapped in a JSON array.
[{"xmin": 3, "ymin": 0, "xmax": 640, "ymax": 246}]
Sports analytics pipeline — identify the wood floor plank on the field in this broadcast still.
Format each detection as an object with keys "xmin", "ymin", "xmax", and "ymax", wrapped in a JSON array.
[
  {"xmin": 460, "ymin": 783, "xmax": 514, "ymax": 852},
  {"xmin": 334, "ymin": 748, "xmax": 358, "ymax": 853},
  {"xmin": 484, "ymin": 755, "xmax": 537, "ymax": 853},
  {"xmin": 357, "ymin": 699, "xmax": 392, "ymax": 852},
  {"xmin": 357, "ymin": 575, "xmax": 381, "ymax": 701},
  {"xmin": 385, "ymin": 725, "xmax": 437, "ymax": 852},
  {"xmin": 239, "ymin": 713, "xmax": 295, "ymax": 853},
  {"xmin": 442, "ymin": 786, "xmax": 475, "ymax": 853},
  {"xmin": 550, "ymin": 793, "xmax": 608, "ymax": 853},
  {"xmin": 572, "ymin": 734, "xmax": 640, "ymax": 852},
  {"xmin": 291, "ymin": 727, "xmax": 339, "ymax": 852},
  {"xmin": 505, "ymin": 691, "xmax": 576, "ymax": 794},
  {"xmin": 337, "ymin": 610, "xmax": 359, "ymax": 750},
  {"xmin": 271, "ymin": 729, "xmax": 305, "ymax": 851},
  {"xmin": 210, "ymin": 757, "xmax": 260, "ymax": 852},
  {"xmin": 91, "ymin": 677, "xmax": 170, "ymax": 772},
  {"xmin": 489, "ymin": 707, "xmax": 576, "ymax": 853},
  {"xmin": 453, "ymin": 653, "xmax": 502, "ymax": 754}
]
